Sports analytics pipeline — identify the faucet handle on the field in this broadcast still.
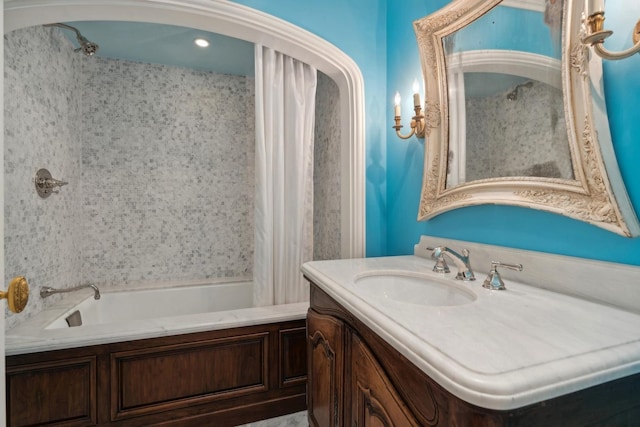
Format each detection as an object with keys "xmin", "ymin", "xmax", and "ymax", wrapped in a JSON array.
[
  {"xmin": 482, "ymin": 261, "xmax": 523, "ymax": 290},
  {"xmin": 428, "ymin": 246, "xmax": 450, "ymax": 274}
]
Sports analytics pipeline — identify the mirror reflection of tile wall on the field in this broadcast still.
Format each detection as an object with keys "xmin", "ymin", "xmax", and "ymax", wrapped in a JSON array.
[{"xmin": 465, "ymin": 81, "xmax": 571, "ymax": 182}]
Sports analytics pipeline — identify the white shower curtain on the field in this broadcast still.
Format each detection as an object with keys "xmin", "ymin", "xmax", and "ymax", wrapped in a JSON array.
[{"xmin": 253, "ymin": 45, "xmax": 317, "ymax": 306}]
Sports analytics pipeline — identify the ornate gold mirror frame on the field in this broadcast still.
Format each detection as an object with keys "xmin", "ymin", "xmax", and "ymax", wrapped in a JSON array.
[{"xmin": 414, "ymin": 0, "xmax": 640, "ymax": 237}]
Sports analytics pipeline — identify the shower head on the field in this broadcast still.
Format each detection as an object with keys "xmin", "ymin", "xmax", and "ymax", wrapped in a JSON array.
[
  {"xmin": 44, "ymin": 23, "xmax": 99, "ymax": 56},
  {"xmin": 506, "ymin": 81, "xmax": 534, "ymax": 101},
  {"xmin": 73, "ymin": 32, "xmax": 99, "ymax": 56}
]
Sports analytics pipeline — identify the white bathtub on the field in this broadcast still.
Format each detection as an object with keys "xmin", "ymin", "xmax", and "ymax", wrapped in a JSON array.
[
  {"xmin": 46, "ymin": 281, "xmax": 254, "ymax": 329},
  {"xmin": 6, "ymin": 279, "xmax": 309, "ymax": 356}
]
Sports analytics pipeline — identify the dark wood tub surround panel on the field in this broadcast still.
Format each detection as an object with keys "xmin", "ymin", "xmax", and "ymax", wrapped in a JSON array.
[
  {"xmin": 6, "ymin": 356, "xmax": 98, "ymax": 427},
  {"xmin": 6, "ymin": 320, "xmax": 307, "ymax": 427},
  {"xmin": 111, "ymin": 332, "xmax": 269, "ymax": 420},
  {"xmin": 307, "ymin": 281, "xmax": 640, "ymax": 427}
]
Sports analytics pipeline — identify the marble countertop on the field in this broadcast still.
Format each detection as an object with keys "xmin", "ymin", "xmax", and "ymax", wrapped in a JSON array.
[
  {"xmin": 6, "ymin": 298, "xmax": 308, "ymax": 356},
  {"xmin": 302, "ymin": 254, "xmax": 640, "ymax": 411}
]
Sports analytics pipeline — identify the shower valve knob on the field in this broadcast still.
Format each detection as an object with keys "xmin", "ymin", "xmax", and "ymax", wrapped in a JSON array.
[{"xmin": 35, "ymin": 168, "xmax": 68, "ymax": 198}]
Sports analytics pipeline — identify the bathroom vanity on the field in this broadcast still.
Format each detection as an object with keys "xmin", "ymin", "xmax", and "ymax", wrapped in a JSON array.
[{"xmin": 304, "ymin": 237, "xmax": 640, "ymax": 426}]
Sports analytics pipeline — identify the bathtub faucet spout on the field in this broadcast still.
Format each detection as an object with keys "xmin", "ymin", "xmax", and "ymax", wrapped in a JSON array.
[{"xmin": 40, "ymin": 283, "xmax": 101, "ymax": 300}]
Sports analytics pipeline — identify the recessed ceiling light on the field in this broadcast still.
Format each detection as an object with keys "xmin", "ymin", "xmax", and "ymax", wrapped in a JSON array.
[{"xmin": 194, "ymin": 38, "xmax": 210, "ymax": 48}]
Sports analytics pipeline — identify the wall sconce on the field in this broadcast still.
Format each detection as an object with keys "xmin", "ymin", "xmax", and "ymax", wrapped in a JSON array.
[
  {"xmin": 583, "ymin": 0, "xmax": 640, "ymax": 60},
  {"xmin": 393, "ymin": 79, "xmax": 426, "ymax": 139}
]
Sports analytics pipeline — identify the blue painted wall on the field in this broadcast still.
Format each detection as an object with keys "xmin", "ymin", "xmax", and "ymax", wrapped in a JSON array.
[
  {"xmin": 386, "ymin": 0, "xmax": 447, "ymax": 256},
  {"xmin": 232, "ymin": 0, "xmax": 640, "ymax": 265}
]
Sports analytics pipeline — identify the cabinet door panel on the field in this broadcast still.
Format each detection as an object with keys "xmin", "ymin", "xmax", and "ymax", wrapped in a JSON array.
[
  {"xmin": 351, "ymin": 333, "xmax": 419, "ymax": 427},
  {"xmin": 6, "ymin": 356, "xmax": 97, "ymax": 427},
  {"xmin": 307, "ymin": 309, "xmax": 344, "ymax": 427}
]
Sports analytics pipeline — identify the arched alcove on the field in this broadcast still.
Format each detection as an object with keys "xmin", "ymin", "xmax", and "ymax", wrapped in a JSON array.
[{"xmin": 4, "ymin": 0, "xmax": 366, "ymax": 257}]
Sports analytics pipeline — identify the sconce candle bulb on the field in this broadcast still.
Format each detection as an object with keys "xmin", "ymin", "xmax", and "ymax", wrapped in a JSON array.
[
  {"xmin": 394, "ymin": 92, "xmax": 401, "ymax": 116},
  {"xmin": 392, "ymin": 83, "xmax": 427, "ymax": 140},
  {"xmin": 587, "ymin": 0, "xmax": 604, "ymax": 15},
  {"xmin": 582, "ymin": 0, "xmax": 640, "ymax": 60}
]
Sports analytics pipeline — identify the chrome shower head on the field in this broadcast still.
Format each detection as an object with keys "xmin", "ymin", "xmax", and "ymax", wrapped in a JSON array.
[
  {"xmin": 506, "ymin": 81, "xmax": 534, "ymax": 101},
  {"xmin": 44, "ymin": 23, "xmax": 99, "ymax": 57},
  {"xmin": 74, "ymin": 33, "xmax": 99, "ymax": 56}
]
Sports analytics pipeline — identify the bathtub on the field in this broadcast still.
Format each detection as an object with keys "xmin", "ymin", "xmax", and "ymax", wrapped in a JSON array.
[
  {"xmin": 46, "ymin": 280, "xmax": 255, "ymax": 329},
  {"xmin": 5, "ymin": 278, "xmax": 309, "ymax": 355},
  {"xmin": 6, "ymin": 278, "xmax": 309, "ymax": 426}
]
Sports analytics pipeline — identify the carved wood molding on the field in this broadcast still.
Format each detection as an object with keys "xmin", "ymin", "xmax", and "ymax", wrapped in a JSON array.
[
  {"xmin": 310, "ymin": 330, "xmax": 335, "ymax": 360},
  {"xmin": 571, "ymin": 41, "xmax": 588, "ymax": 76},
  {"xmin": 424, "ymin": 101, "xmax": 442, "ymax": 136},
  {"xmin": 358, "ymin": 385, "xmax": 394, "ymax": 427},
  {"xmin": 414, "ymin": 7, "xmax": 471, "ymax": 73},
  {"xmin": 515, "ymin": 116, "xmax": 619, "ymax": 225},
  {"xmin": 420, "ymin": 152, "xmax": 472, "ymax": 218}
]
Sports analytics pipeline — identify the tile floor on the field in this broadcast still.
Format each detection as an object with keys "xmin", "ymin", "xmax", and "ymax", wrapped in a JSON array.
[{"xmin": 237, "ymin": 411, "xmax": 308, "ymax": 427}]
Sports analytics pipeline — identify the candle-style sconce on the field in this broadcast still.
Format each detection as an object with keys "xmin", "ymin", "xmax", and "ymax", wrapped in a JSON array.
[
  {"xmin": 582, "ymin": 0, "xmax": 640, "ymax": 60},
  {"xmin": 393, "ymin": 79, "xmax": 427, "ymax": 140}
]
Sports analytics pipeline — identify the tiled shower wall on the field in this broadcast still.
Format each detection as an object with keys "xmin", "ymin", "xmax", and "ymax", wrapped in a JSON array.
[
  {"xmin": 80, "ymin": 57, "xmax": 255, "ymax": 285},
  {"xmin": 5, "ymin": 26, "xmax": 341, "ymax": 329},
  {"xmin": 313, "ymin": 72, "xmax": 341, "ymax": 261},
  {"xmin": 4, "ymin": 26, "xmax": 84, "ymax": 329}
]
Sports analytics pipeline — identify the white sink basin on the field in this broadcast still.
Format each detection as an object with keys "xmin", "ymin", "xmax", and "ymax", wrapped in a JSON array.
[{"xmin": 354, "ymin": 271, "xmax": 476, "ymax": 307}]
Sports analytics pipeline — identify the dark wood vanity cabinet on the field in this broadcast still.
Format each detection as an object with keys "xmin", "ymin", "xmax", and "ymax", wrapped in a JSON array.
[
  {"xmin": 307, "ymin": 281, "xmax": 640, "ymax": 427},
  {"xmin": 350, "ymin": 333, "xmax": 421, "ymax": 426},
  {"xmin": 307, "ymin": 309, "xmax": 420, "ymax": 427},
  {"xmin": 307, "ymin": 286, "xmax": 439, "ymax": 427},
  {"xmin": 307, "ymin": 309, "xmax": 344, "ymax": 427}
]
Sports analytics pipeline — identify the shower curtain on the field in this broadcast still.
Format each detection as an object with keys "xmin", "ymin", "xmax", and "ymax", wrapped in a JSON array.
[{"xmin": 253, "ymin": 45, "xmax": 317, "ymax": 306}]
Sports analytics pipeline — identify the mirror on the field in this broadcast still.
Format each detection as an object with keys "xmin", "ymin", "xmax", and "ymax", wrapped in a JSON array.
[{"xmin": 414, "ymin": 0, "xmax": 640, "ymax": 236}]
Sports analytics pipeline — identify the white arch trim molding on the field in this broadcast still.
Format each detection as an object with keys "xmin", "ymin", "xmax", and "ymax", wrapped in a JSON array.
[{"xmin": 5, "ymin": 0, "xmax": 366, "ymax": 258}]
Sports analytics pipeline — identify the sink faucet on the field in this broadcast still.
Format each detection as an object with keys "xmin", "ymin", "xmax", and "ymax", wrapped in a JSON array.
[
  {"xmin": 483, "ymin": 261, "xmax": 523, "ymax": 290},
  {"xmin": 429, "ymin": 246, "xmax": 475, "ymax": 281},
  {"xmin": 40, "ymin": 283, "xmax": 101, "ymax": 300}
]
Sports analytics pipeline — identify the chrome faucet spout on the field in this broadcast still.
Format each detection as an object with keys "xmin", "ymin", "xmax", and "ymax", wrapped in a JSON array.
[
  {"xmin": 430, "ymin": 246, "xmax": 475, "ymax": 281},
  {"xmin": 40, "ymin": 283, "xmax": 101, "ymax": 300},
  {"xmin": 87, "ymin": 284, "xmax": 101, "ymax": 300}
]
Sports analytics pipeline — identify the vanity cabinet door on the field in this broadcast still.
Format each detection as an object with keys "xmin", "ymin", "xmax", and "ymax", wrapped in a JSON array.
[
  {"xmin": 350, "ymin": 332, "xmax": 420, "ymax": 427},
  {"xmin": 307, "ymin": 309, "xmax": 345, "ymax": 427}
]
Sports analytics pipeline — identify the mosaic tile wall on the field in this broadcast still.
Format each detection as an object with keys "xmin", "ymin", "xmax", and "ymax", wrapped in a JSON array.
[
  {"xmin": 313, "ymin": 72, "xmax": 342, "ymax": 261},
  {"xmin": 4, "ymin": 26, "xmax": 84, "ymax": 328},
  {"xmin": 465, "ymin": 80, "xmax": 572, "ymax": 182},
  {"xmin": 79, "ymin": 57, "xmax": 255, "ymax": 285},
  {"xmin": 4, "ymin": 26, "xmax": 254, "ymax": 327}
]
